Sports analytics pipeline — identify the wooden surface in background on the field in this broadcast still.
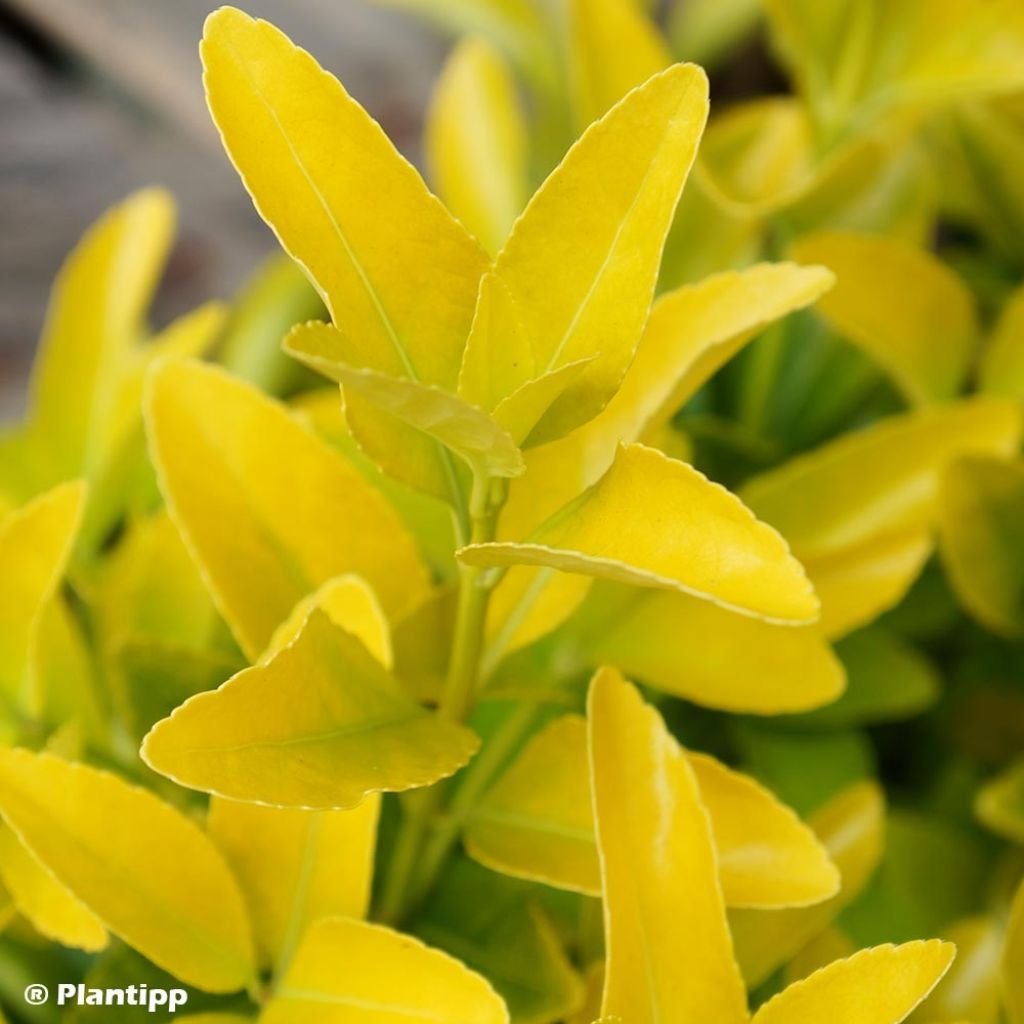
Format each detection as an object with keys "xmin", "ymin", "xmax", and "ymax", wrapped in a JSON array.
[{"xmin": 0, "ymin": 0, "xmax": 445, "ymax": 416}]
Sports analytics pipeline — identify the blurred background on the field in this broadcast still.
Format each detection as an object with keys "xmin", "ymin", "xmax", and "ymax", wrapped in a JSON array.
[{"xmin": 0, "ymin": 0, "xmax": 447, "ymax": 418}]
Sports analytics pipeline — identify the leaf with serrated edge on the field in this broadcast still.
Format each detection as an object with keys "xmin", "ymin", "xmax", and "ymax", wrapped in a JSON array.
[
  {"xmin": 467, "ymin": 713, "xmax": 837, "ymax": 908},
  {"xmin": 0, "ymin": 481, "xmax": 85, "ymax": 713},
  {"xmin": 145, "ymin": 359, "xmax": 430, "ymax": 661},
  {"xmin": 142, "ymin": 610, "xmax": 479, "ymax": 809},
  {"xmin": 589, "ymin": 670, "xmax": 748, "ymax": 1023},
  {"xmin": 262, "ymin": 916, "xmax": 509, "ymax": 1024},
  {"xmin": 0, "ymin": 748, "xmax": 254, "ymax": 992},
  {"xmin": 462, "ymin": 443, "xmax": 818, "ymax": 624},
  {"xmin": 482, "ymin": 263, "xmax": 833, "ymax": 658},
  {"xmin": 426, "ymin": 37, "xmax": 528, "ymax": 256},
  {"xmin": 792, "ymin": 232, "xmax": 978, "ymax": 406},
  {"xmin": 0, "ymin": 825, "xmax": 106, "ymax": 952},
  {"xmin": 458, "ymin": 63, "xmax": 709, "ymax": 446},
  {"xmin": 285, "ymin": 321, "xmax": 524, "ymax": 479},
  {"xmin": 751, "ymin": 941, "xmax": 954, "ymax": 1024},
  {"xmin": 202, "ymin": 7, "xmax": 487, "ymax": 502},
  {"xmin": 209, "ymin": 795, "xmax": 378, "ymax": 976}
]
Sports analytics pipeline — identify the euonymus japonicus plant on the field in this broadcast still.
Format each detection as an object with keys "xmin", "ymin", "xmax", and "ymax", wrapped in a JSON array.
[{"xmin": 0, "ymin": 5, "xmax": 1022, "ymax": 1023}]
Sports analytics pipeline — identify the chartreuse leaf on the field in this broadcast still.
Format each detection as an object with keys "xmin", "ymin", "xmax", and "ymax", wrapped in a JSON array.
[
  {"xmin": 791, "ymin": 232, "xmax": 978, "ymax": 406},
  {"xmin": 752, "ymin": 941, "xmax": 954, "ymax": 1024},
  {"xmin": 465, "ymin": 713, "xmax": 838, "ymax": 908},
  {"xmin": 142, "ymin": 610, "xmax": 479, "ymax": 809},
  {"xmin": 670, "ymin": 0, "xmax": 761, "ymax": 67},
  {"xmin": 458, "ymin": 63, "xmax": 709, "ymax": 447},
  {"xmin": 264, "ymin": 575, "xmax": 392, "ymax": 667},
  {"xmin": 1007, "ymin": 878, "xmax": 1024, "ymax": 1024},
  {"xmin": 589, "ymin": 670, "xmax": 748, "ymax": 1023},
  {"xmin": 209, "ymin": 795, "xmax": 379, "ymax": 976},
  {"xmin": 980, "ymin": 282, "xmax": 1024, "ymax": 401},
  {"xmin": 742, "ymin": 399, "xmax": 1024, "ymax": 637},
  {"xmin": 462, "ymin": 444, "xmax": 819, "ymax": 624},
  {"xmin": 262, "ymin": 917, "xmax": 509, "ymax": 1024},
  {"xmin": 0, "ymin": 826, "xmax": 106, "ymax": 952},
  {"xmin": 176, "ymin": 1017, "xmax": 252, "ymax": 1024},
  {"xmin": 202, "ymin": 7, "xmax": 488, "ymax": 503},
  {"xmin": 731, "ymin": 782, "xmax": 886, "ymax": 987},
  {"xmin": 566, "ymin": 0, "xmax": 670, "ymax": 129},
  {"xmin": 975, "ymin": 757, "xmax": 1024, "ymax": 844},
  {"xmin": 416, "ymin": 858, "xmax": 583, "ymax": 1024},
  {"xmin": 918, "ymin": 916, "xmax": 1004, "ymax": 1024},
  {"xmin": 284, "ymin": 322, "xmax": 524, "ymax": 480},
  {"xmin": 426, "ymin": 37, "xmax": 528, "ymax": 257},
  {"xmin": 367, "ymin": 0, "xmax": 556, "ymax": 95},
  {"xmin": 27, "ymin": 188, "xmax": 174, "ymax": 487},
  {"xmin": 577, "ymin": 583, "xmax": 843, "ymax": 714},
  {"xmin": 0, "ymin": 748, "xmax": 255, "ymax": 992},
  {"xmin": 938, "ymin": 457, "xmax": 1024, "ymax": 637},
  {"xmin": 0, "ymin": 481, "xmax": 85, "ymax": 717},
  {"xmin": 145, "ymin": 359, "xmax": 430, "ymax": 661},
  {"xmin": 480, "ymin": 263, "xmax": 833, "ymax": 658},
  {"xmin": 764, "ymin": 0, "xmax": 1024, "ymax": 137}
]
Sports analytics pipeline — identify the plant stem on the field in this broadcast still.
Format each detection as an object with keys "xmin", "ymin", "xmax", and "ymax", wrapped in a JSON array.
[{"xmin": 377, "ymin": 474, "xmax": 501, "ymax": 924}]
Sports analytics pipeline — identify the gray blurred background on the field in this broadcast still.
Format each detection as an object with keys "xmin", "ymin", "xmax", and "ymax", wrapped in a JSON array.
[{"xmin": 0, "ymin": 0, "xmax": 447, "ymax": 417}]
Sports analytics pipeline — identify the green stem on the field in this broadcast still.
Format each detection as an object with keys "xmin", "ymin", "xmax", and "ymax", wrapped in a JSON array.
[{"xmin": 377, "ymin": 474, "xmax": 501, "ymax": 924}]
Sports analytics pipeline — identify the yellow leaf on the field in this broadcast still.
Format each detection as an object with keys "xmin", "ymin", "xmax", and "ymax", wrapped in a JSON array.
[
  {"xmin": 0, "ymin": 825, "xmax": 106, "ymax": 952},
  {"xmin": 806, "ymin": 529, "xmax": 934, "ymax": 639},
  {"xmin": 980, "ymin": 282, "xmax": 1024, "ymax": 401},
  {"xmin": 566, "ymin": 0, "xmax": 671, "ymax": 128},
  {"xmin": 0, "ymin": 481, "xmax": 85, "ymax": 714},
  {"xmin": 458, "ymin": 63, "xmax": 709, "ymax": 446},
  {"xmin": 732, "ymin": 781, "xmax": 886, "ymax": 987},
  {"xmin": 264, "ymin": 575, "xmax": 392, "ymax": 668},
  {"xmin": 589, "ymin": 670, "xmax": 748, "ymax": 1023},
  {"xmin": 284, "ymin": 322, "xmax": 524, "ymax": 479},
  {"xmin": 751, "ymin": 941, "xmax": 955, "ymax": 1024},
  {"xmin": 791, "ymin": 232, "xmax": 978, "ymax": 405},
  {"xmin": 742, "ymin": 399, "xmax": 1023, "ymax": 638},
  {"xmin": 145, "ymin": 359, "xmax": 430, "ymax": 661},
  {"xmin": 142, "ymin": 610, "xmax": 479, "ymax": 809},
  {"xmin": 466, "ymin": 713, "xmax": 838, "ymax": 908},
  {"xmin": 426, "ymin": 37, "xmax": 528, "ymax": 256},
  {"xmin": 202, "ymin": 7, "xmax": 487, "ymax": 502},
  {"xmin": 1006, "ymin": 878, "xmax": 1024, "ymax": 1024},
  {"xmin": 580, "ymin": 584, "xmax": 844, "ymax": 713},
  {"xmin": 938, "ymin": 457, "xmax": 1024, "ymax": 638},
  {"xmin": 0, "ymin": 748, "xmax": 254, "ymax": 992},
  {"xmin": 262, "ymin": 916, "xmax": 509, "ymax": 1024},
  {"xmin": 28, "ymin": 188, "xmax": 175, "ymax": 483},
  {"xmin": 478, "ymin": 263, "xmax": 833, "ymax": 658},
  {"xmin": 209, "ymin": 795, "xmax": 379, "ymax": 975},
  {"xmin": 93, "ymin": 510, "xmax": 222, "ymax": 653},
  {"xmin": 461, "ymin": 444, "xmax": 819, "ymax": 624}
]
